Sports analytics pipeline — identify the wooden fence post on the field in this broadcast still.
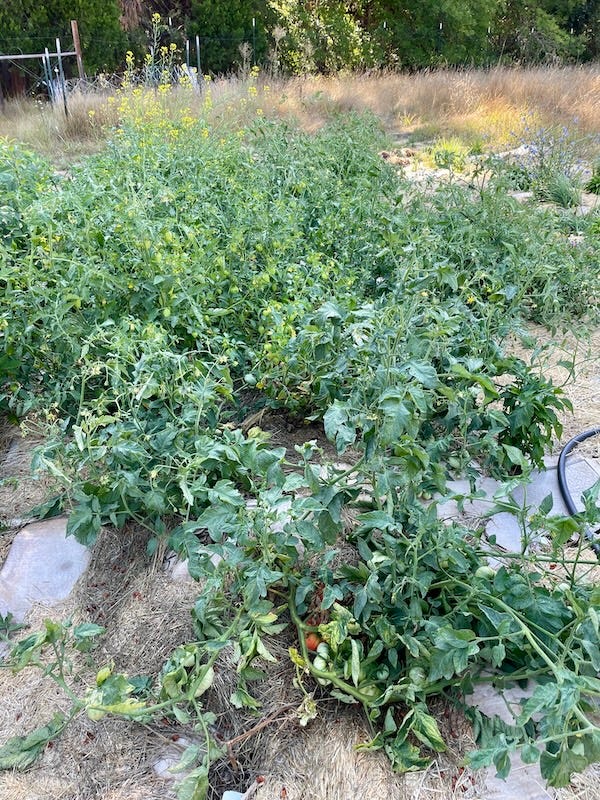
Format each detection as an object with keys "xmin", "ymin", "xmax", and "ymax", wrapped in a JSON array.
[{"xmin": 71, "ymin": 20, "xmax": 85, "ymax": 79}]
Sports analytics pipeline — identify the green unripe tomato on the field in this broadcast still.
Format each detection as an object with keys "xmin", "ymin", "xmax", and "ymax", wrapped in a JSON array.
[
  {"xmin": 316, "ymin": 642, "xmax": 330, "ymax": 659},
  {"xmin": 475, "ymin": 566, "xmax": 495, "ymax": 580},
  {"xmin": 409, "ymin": 667, "xmax": 426, "ymax": 687},
  {"xmin": 358, "ymin": 683, "xmax": 381, "ymax": 699},
  {"xmin": 313, "ymin": 655, "xmax": 328, "ymax": 671}
]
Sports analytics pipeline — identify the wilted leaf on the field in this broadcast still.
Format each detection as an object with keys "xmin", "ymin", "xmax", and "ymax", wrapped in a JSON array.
[{"xmin": 0, "ymin": 713, "xmax": 65, "ymax": 770}]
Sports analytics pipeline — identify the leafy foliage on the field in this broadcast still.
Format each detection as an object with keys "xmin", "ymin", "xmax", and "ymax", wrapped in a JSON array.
[
  {"xmin": 585, "ymin": 162, "xmax": 600, "ymax": 195},
  {"xmin": 0, "ymin": 0, "xmax": 126, "ymax": 73},
  {"xmin": 1, "ymin": 0, "xmax": 598, "ymax": 80},
  {"xmin": 1, "ymin": 95, "xmax": 599, "ymax": 796}
]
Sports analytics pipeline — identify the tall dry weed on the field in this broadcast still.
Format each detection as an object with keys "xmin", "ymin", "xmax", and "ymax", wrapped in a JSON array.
[
  {"xmin": 1, "ymin": 65, "xmax": 598, "ymax": 162},
  {"xmin": 257, "ymin": 66, "xmax": 599, "ymax": 149}
]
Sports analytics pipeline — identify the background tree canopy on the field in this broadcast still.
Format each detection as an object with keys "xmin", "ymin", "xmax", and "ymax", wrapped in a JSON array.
[
  {"xmin": 0, "ymin": 0, "xmax": 126, "ymax": 73},
  {"xmin": 0, "ymin": 0, "xmax": 597, "ymax": 76}
]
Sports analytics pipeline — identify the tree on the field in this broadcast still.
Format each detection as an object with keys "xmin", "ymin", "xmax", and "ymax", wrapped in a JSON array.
[
  {"xmin": 187, "ymin": 0, "xmax": 276, "ymax": 73},
  {"xmin": 0, "ymin": 0, "xmax": 126, "ymax": 73},
  {"xmin": 492, "ymin": 0, "xmax": 585, "ymax": 62},
  {"xmin": 268, "ymin": 0, "xmax": 374, "ymax": 73},
  {"xmin": 370, "ymin": 0, "xmax": 497, "ymax": 67}
]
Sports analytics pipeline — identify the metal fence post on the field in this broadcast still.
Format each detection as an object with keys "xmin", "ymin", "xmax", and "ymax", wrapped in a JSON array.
[
  {"xmin": 43, "ymin": 47, "xmax": 54, "ymax": 103},
  {"xmin": 55, "ymin": 37, "xmax": 69, "ymax": 116},
  {"xmin": 196, "ymin": 34, "xmax": 202, "ymax": 81}
]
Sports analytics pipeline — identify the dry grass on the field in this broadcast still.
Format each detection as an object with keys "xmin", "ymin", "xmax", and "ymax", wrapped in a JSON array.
[
  {"xmin": 508, "ymin": 325, "xmax": 600, "ymax": 452},
  {"xmin": 0, "ymin": 93, "xmax": 116, "ymax": 166},
  {"xmin": 2, "ymin": 65, "xmax": 599, "ymax": 164},
  {"xmin": 261, "ymin": 66, "xmax": 600, "ymax": 147}
]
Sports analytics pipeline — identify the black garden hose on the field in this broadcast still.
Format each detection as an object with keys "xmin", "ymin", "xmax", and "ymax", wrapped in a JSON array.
[{"xmin": 557, "ymin": 427, "xmax": 600, "ymax": 558}]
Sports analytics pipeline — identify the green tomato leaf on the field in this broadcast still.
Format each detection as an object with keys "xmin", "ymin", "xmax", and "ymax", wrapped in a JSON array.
[
  {"xmin": 521, "ymin": 743, "xmax": 540, "ymax": 764},
  {"xmin": 192, "ymin": 665, "xmax": 214, "ymax": 698},
  {"xmin": 0, "ymin": 713, "xmax": 65, "ymax": 770},
  {"xmin": 412, "ymin": 706, "xmax": 447, "ymax": 753},
  {"xmin": 324, "ymin": 401, "xmax": 356, "ymax": 453},
  {"xmin": 404, "ymin": 360, "xmax": 439, "ymax": 388}
]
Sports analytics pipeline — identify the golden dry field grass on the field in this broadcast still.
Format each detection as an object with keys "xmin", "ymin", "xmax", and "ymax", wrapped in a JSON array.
[{"xmin": 1, "ymin": 65, "xmax": 599, "ymax": 163}]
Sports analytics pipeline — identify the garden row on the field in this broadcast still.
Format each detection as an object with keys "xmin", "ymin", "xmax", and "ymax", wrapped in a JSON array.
[{"xmin": 1, "ymin": 97, "xmax": 599, "ymax": 796}]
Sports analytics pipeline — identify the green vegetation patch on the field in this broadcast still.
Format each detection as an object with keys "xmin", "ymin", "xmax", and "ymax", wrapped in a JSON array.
[{"xmin": 0, "ymin": 106, "xmax": 599, "ymax": 796}]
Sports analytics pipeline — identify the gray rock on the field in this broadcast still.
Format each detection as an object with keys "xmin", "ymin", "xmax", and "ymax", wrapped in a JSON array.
[
  {"xmin": 0, "ymin": 517, "xmax": 90, "ymax": 622},
  {"xmin": 467, "ymin": 683, "xmax": 552, "ymax": 800}
]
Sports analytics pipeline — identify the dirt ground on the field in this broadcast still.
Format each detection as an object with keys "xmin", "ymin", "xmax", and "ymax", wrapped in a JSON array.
[{"xmin": 0, "ymin": 321, "xmax": 599, "ymax": 800}]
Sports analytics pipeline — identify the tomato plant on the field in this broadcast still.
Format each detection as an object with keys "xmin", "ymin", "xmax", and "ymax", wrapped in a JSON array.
[{"xmin": 0, "ymin": 98, "xmax": 599, "ymax": 798}]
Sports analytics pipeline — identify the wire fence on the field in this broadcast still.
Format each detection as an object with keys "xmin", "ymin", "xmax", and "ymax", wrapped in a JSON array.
[
  {"xmin": 23, "ymin": 64, "xmax": 205, "ymax": 109},
  {"xmin": 64, "ymin": 65, "xmax": 199, "ymax": 94}
]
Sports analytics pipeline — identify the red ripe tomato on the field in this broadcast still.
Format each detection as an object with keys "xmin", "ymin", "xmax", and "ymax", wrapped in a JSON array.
[{"xmin": 305, "ymin": 633, "xmax": 322, "ymax": 652}]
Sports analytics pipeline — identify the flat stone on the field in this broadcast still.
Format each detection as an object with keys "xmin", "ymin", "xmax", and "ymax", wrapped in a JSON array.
[
  {"xmin": 440, "ymin": 475, "xmax": 503, "ymax": 520},
  {"xmin": 497, "ymin": 145, "xmax": 530, "ymax": 160},
  {"xmin": 482, "ymin": 762, "xmax": 552, "ymax": 800},
  {"xmin": 507, "ymin": 191, "xmax": 534, "ymax": 203},
  {"xmin": 439, "ymin": 456, "xmax": 600, "ymax": 552},
  {"xmin": 167, "ymin": 551, "xmax": 222, "ymax": 582},
  {"xmin": 563, "ymin": 456, "xmax": 600, "ymax": 511},
  {"xmin": 0, "ymin": 517, "xmax": 90, "ymax": 622},
  {"xmin": 153, "ymin": 736, "xmax": 203, "ymax": 781},
  {"xmin": 468, "ymin": 681, "xmax": 535, "ymax": 727},
  {"xmin": 468, "ymin": 683, "xmax": 552, "ymax": 800}
]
